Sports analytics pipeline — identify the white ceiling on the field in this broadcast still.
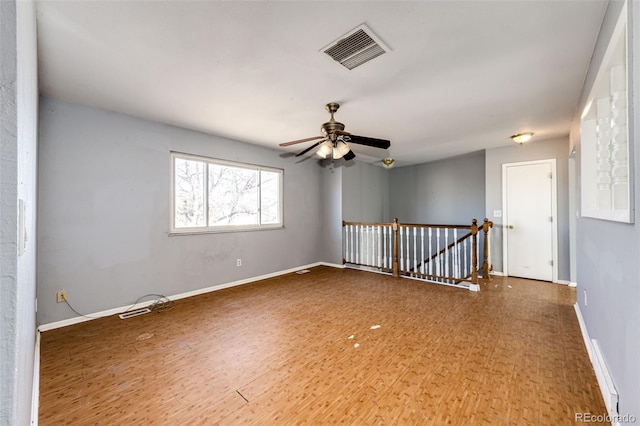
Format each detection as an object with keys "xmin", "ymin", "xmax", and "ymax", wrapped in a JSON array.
[{"xmin": 36, "ymin": 0, "xmax": 608, "ymax": 166}]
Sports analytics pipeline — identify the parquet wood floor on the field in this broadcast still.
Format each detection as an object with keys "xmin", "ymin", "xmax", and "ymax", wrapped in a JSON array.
[{"xmin": 39, "ymin": 266, "xmax": 607, "ymax": 425}]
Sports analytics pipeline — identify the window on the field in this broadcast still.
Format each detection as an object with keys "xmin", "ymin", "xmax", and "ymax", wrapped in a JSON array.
[{"xmin": 171, "ymin": 152, "xmax": 283, "ymax": 233}]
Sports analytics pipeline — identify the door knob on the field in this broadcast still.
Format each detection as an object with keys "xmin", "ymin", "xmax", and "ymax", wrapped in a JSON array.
[{"xmin": 508, "ymin": 225, "xmax": 514, "ymax": 229}]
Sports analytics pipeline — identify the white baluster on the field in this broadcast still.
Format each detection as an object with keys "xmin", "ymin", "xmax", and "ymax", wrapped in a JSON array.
[
  {"xmin": 436, "ymin": 228, "xmax": 440, "ymax": 278},
  {"xmin": 428, "ymin": 227, "xmax": 433, "ymax": 277},
  {"xmin": 476, "ymin": 234, "xmax": 480, "ymax": 277},
  {"xmin": 413, "ymin": 227, "xmax": 418, "ymax": 276},
  {"xmin": 372, "ymin": 226, "xmax": 376, "ymax": 267},
  {"xmin": 345, "ymin": 225, "xmax": 349, "ymax": 263},
  {"xmin": 487, "ymin": 228, "xmax": 491, "ymax": 277},
  {"xmin": 366, "ymin": 225, "xmax": 370, "ymax": 265},
  {"xmin": 382, "ymin": 226, "xmax": 387, "ymax": 269},
  {"xmin": 350, "ymin": 225, "xmax": 354, "ymax": 263},
  {"xmin": 463, "ymin": 238, "xmax": 468, "ymax": 278},
  {"xmin": 370, "ymin": 226, "xmax": 374, "ymax": 266},
  {"xmin": 356, "ymin": 225, "xmax": 364, "ymax": 263},
  {"xmin": 351, "ymin": 225, "xmax": 358, "ymax": 263},
  {"xmin": 453, "ymin": 228, "xmax": 458, "ymax": 279},
  {"xmin": 375, "ymin": 225, "xmax": 379, "ymax": 267},
  {"xmin": 348, "ymin": 225, "xmax": 353, "ymax": 264},
  {"xmin": 350, "ymin": 225, "xmax": 354, "ymax": 264},
  {"xmin": 399, "ymin": 226, "xmax": 404, "ymax": 272},
  {"xmin": 371, "ymin": 225, "xmax": 375, "ymax": 266},
  {"xmin": 363, "ymin": 226, "xmax": 368, "ymax": 265},
  {"xmin": 445, "ymin": 229, "xmax": 450, "ymax": 282},
  {"xmin": 376, "ymin": 225, "xmax": 382, "ymax": 268},
  {"xmin": 389, "ymin": 226, "xmax": 393, "ymax": 269},
  {"xmin": 384, "ymin": 225, "xmax": 389, "ymax": 269},
  {"xmin": 406, "ymin": 227, "xmax": 410, "ymax": 272},
  {"xmin": 365, "ymin": 226, "xmax": 370, "ymax": 266},
  {"xmin": 421, "ymin": 228, "xmax": 425, "ymax": 275}
]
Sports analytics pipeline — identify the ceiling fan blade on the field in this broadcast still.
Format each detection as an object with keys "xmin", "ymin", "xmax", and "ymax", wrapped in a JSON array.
[
  {"xmin": 348, "ymin": 135, "xmax": 391, "ymax": 150},
  {"xmin": 295, "ymin": 140, "xmax": 324, "ymax": 157},
  {"xmin": 343, "ymin": 150, "xmax": 356, "ymax": 161},
  {"xmin": 279, "ymin": 136, "xmax": 325, "ymax": 147}
]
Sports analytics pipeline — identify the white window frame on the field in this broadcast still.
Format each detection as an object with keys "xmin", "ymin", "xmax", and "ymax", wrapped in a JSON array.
[{"xmin": 170, "ymin": 152, "xmax": 284, "ymax": 234}]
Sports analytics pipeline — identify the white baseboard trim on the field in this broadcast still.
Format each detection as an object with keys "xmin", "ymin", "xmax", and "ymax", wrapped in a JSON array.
[
  {"xmin": 345, "ymin": 264, "xmax": 391, "ymax": 275},
  {"xmin": 491, "ymin": 271, "xmax": 505, "ymax": 276},
  {"xmin": 38, "ymin": 262, "xmax": 341, "ymax": 332},
  {"xmin": 320, "ymin": 262, "xmax": 347, "ymax": 269},
  {"xmin": 574, "ymin": 303, "xmax": 593, "ymax": 360},
  {"xmin": 30, "ymin": 331, "xmax": 40, "ymax": 426},
  {"xmin": 556, "ymin": 279, "xmax": 571, "ymax": 286},
  {"xmin": 574, "ymin": 303, "xmax": 620, "ymax": 424},
  {"xmin": 569, "ymin": 281, "xmax": 577, "ymax": 288}
]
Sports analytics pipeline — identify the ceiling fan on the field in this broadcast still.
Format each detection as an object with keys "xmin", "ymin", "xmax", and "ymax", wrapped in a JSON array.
[{"xmin": 279, "ymin": 103, "xmax": 391, "ymax": 161}]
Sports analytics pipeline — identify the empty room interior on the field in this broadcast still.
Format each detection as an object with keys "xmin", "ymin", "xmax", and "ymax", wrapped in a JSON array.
[{"xmin": 2, "ymin": 0, "xmax": 640, "ymax": 424}]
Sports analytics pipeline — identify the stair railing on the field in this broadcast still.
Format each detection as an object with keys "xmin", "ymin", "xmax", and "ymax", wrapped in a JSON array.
[{"xmin": 343, "ymin": 218, "xmax": 493, "ymax": 290}]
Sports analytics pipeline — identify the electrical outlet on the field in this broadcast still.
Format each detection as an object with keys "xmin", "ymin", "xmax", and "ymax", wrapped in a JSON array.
[
  {"xmin": 56, "ymin": 290, "xmax": 67, "ymax": 303},
  {"xmin": 237, "ymin": 259, "xmax": 242, "ymax": 267}
]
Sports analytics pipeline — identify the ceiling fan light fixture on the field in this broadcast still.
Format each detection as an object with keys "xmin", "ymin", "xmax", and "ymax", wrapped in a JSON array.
[
  {"xmin": 511, "ymin": 132, "xmax": 534, "ymax": 144},
  {"xmin": 316, "ymin": 141, "xmax": 333, "ymax": 159},
  {"xmin": 381, "ymin": 158, "xmax": 395, "ymax": 168},
  {"xmin": 332, "ymin": 141, "xmax": 351, "ymax": 159}
]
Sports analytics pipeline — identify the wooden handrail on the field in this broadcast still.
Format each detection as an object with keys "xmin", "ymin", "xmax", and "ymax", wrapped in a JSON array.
[
  {"xmin": 343, "ymin": 220, "xmax": 473, "ymax": 230},
  {"xmin": 343, "ymin": 220, "xmax": 395, "ymax": 227},
  {"xmin": 398, "ymin": 223, "xmax": 473, "ymax": 230}
]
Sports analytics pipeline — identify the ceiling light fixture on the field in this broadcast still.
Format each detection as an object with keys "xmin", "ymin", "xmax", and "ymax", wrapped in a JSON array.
[
  {"xmin": 333, "ymin": 141, "xmax": 351, "ymax": 159},
  {"xmin": 381, "ymin": 158, "xmax": 395, "ymax": 168},
  {"xmin": 316, "ymin": 141, "xmax": 333, "ymax": 159},
  {"xmin": 510, "ymin": 132, "xmax": 534, "ymax": 144},
  {"xmin": 316, "ymin": 139, "xmax": 352, "ymax": 160}
]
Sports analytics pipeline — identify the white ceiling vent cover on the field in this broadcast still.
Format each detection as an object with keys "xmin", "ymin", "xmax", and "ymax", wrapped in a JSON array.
[{"xmin": 322, "ymin": 24, "xmax": 390, "ymax": 70}]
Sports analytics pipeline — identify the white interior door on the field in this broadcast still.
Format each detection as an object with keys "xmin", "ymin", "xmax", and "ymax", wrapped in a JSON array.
[{"xmin": 503, "ymin": 160, "xmax": 556, "ymax": 282}]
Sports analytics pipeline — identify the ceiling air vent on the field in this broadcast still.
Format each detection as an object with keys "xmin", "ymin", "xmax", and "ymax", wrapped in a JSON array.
[{"xmin": 322, "ymin": 24, "xmax": 390, "ymax": 70}]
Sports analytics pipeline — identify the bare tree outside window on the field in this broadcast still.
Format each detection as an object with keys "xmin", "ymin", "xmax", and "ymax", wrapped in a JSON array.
[
  {"xmin": 260, "ymin": 170, "xmax": 280, "ymax": 224},
  {"xmin": 174, "ymin": 158, "xmax": 206, "ymax": 228},
  {"xmin": 209, "ymin": 165, "xmax": 259, "ymax": 226},
  {"xmin": 171, "ymin": 153, "xmax": 283, "ymax": 232}
]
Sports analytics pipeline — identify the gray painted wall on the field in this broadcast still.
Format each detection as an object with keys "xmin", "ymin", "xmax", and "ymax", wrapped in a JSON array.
[
  {"xmin": 572, "ymin": 0, "xmax": 640, "ymax": 418},
  {"xmin": 37, "ymin": 98, "xmax": 325, "ymax": 325},
  {"xmin": 320, "ymin": 161, "xmax": 343, "ymax": 265},
  {"xmin": 485, "ymin": 137, "xmax": 571, "ymax": 280},
  {"xmin": 388, "ymin": 151, "xmax": 486, "ymax": 225},
  {"xmin": 342, "ymin": 161, "xmax": 390, "ymax": 223},
  {"xmin": 0, "ymin": 1, "xmax": 38, "ymax": 424}
]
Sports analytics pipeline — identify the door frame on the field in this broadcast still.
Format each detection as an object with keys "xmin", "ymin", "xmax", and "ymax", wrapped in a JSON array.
[{"xmin": 501, "ymin": 159, "xmax": 559, "ymax": 283}]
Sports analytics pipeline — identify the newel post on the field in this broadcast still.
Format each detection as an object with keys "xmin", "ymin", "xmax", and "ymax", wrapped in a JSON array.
[
  {"xmin": 471, "ymin": 219, "xmax": 479, "ymax": 284},
  {"xmin": 392, "ymin": 218, "xmax": 400, "ymax": 278},
  {"xmin": 482, "ymin": 218, "xmax": 493, "ymax": 279}
]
